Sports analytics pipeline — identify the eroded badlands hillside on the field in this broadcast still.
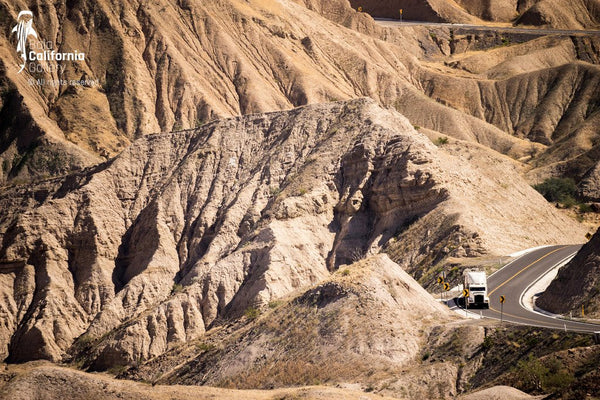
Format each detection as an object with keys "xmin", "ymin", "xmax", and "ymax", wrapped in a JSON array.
[
  {"xmin": 0, "ymin": 99, "xmax": 584, "ymax": 369},
  {"xmin": 2, "ymin": 0, "xmax": 600, "ymax": 200}
]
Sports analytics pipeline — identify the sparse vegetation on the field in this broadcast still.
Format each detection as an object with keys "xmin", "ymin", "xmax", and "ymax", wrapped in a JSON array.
[
  {"xmin": 196, "ymin": 342, "xmax": 216, "ymax": 352},
  {"xmin": 434, "ymin": 136, "xmax": 449, "ymax": 146},
  {"xmin": 244, "ymin": 306, "xmax": 260, "ymax": 320},
  {"xmin": 269, "ymin": 186, "xmax": 282, "ymax": 197},
  {"xmin": 513, "ymin": 355, "xmax": 574, "ymax": 393},
  {"xmin": 172, "ymin": 283, "xmax": 184, "ymax": 294},
  {"xmin": 532, "ymin": 178, "xmax": 595, "ymax": 216},
  {"xmin": 533, "ymin": 177, "xmax": 577, "ymax": 204},
  {"xmin": 268, "ymin": 300, "xmax": 283, "ymax": 309}
]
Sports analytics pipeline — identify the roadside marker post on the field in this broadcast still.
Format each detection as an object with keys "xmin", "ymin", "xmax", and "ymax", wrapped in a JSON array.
[
  {"xmin": 399, "ymin": 8, "xmax": 403, "ymax": 23},
  {"xmin": 462, "ymin": 289, "xmax": 469, "ymax": 317},
  {"xmin": 499, "ymin": 295, "xmax": 505, "ymax": 324},
  {"xmin": 443, "ymin": 282, "xmax": 450, "ymax": 303}
]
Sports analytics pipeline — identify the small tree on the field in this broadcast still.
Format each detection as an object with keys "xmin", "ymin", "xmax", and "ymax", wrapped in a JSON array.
[{"xmin": 533, "ymin": 178, "xmax": 577, "ymax": 204}]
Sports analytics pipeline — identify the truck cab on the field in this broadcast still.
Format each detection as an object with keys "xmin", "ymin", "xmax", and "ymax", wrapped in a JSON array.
[{"xmin": 463, "ymin": 269, "xmax": 490, "ymax": 309}]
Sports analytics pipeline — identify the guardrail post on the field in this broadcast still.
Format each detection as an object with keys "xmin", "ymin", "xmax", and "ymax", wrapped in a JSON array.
[{"xmin": 594, "ymin": 332, "xmax": 600, "ymax": 345}]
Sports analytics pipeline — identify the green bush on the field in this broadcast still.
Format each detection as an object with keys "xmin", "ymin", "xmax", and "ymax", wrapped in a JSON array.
[
  {"xmin": 244, "ymin": 306, "xmax": 260, "ymax": 320},
  {"xmin": 533, "ymin": 178, "xmax": 577, "ymax": 204},
  {"xmin": 434, "ymin": 136, "xmax": 449, "ymax": 146},
  {"xmin": 172, "ymin": 283, "xmax": 183, "ymax": 293},
  {"xmin": 514, "ymin": 355, "xmax": 573, "ymax": 394}
]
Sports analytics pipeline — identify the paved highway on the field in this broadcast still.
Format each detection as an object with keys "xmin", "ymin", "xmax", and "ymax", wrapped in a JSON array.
[
  {"xmin": 375, "ymin": 18, "xmax": 600, "ymax": 36},
  {"xmin": 452, "ymin": 245, "xmax": 600, "ymax": 333}
]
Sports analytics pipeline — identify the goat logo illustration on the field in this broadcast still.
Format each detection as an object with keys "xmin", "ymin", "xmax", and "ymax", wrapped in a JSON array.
[{"xmin": 12, "ymin": 11, "xmax": 38, "ymax": 73}]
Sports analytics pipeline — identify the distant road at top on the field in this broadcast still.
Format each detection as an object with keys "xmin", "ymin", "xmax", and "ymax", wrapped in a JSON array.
[{"xmin": 375, "ymin": 18, "xmax": 600, "ymax": 36}]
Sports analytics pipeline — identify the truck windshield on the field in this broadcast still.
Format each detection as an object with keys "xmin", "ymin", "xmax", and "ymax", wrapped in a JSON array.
[{"xmin": 470, "ymin": 287, "xmax": 486, "ymax": 292}]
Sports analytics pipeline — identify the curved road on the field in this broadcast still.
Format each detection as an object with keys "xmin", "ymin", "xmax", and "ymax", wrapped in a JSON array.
[
  {"xmin": 453, "ymin": 245, "xmax": 600, "ymax": 333},
  {"xmin": 375, "ymin": 18, "xmax": 600, "ymax": 36}
]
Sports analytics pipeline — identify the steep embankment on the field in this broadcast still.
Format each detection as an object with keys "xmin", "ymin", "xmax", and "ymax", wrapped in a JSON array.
[
  {"xmin": 0, "ymin": 99, "xmax": 583, "ymax": 368},
  {"xmin": 537, "ymin": 228, "xmax": 600, "ymax": 317},
  {"xmin": 122, "ymin": 254, "xmax": 454, "ymax": 388}
]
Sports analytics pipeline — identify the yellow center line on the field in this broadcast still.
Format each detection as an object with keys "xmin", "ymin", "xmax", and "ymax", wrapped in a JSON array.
[{"xmin": 488, "ymin": 246, "xmax": 566, "ymax": 297}]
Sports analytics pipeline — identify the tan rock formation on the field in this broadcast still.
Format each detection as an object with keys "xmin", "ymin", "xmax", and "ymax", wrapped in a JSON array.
[{"xmin": 0, "ymin": 99, "xmax": 585, "ymax": 367}]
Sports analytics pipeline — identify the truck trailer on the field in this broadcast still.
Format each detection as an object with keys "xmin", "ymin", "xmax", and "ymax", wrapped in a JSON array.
[{"xmin": 463, "ymin": 269, "xmax": 489, "ymax": 309}]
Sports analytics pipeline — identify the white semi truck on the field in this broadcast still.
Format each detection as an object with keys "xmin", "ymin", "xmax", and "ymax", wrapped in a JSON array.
[{"xmin": 463, "ymin": 269, "xmax": 489, "ymax": 309}]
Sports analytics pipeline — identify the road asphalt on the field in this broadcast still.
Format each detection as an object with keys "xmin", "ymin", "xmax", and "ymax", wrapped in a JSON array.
[{"xmin": 451, "ymin": 245, "xmax": 600, "ymax": 333}]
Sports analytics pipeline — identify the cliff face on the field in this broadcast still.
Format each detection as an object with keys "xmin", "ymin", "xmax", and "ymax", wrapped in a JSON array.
[
  {"xmin": 538, "ymin": 228, "xmax": 600, "ymax": 318},
  {"xmin": 0, "ymin": 99, "xmax": 584, "ymax": 367}
]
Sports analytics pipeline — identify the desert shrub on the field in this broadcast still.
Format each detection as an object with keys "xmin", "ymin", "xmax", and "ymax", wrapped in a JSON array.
[
  {"xmin": 269, "ymin": 186, "xmax": 282, "ymax": 197},
  {"xmin": 172, "ymin": 283, "xmax": 183, "ymax": 293},
  {"xmin": 533, "ymin": 178, "xmax": 577, "ymax": 204},
  {"xmin": 482, "ymin": 335, "xmax": 494, "ymax": 350},
  {"xmin": 435, "ymin": 136, "xmax": 449, "ymax": 146},
  {"xmin": 268, "ymin": 300, "xmax": 283, "ymax": 309},
  {"xmin": 244, "ymin": 306, "xmax": 260, "ymax": 320},
  {"xmin": 514, "ymin": 355, "xmax": 573, "ymax": 394}
]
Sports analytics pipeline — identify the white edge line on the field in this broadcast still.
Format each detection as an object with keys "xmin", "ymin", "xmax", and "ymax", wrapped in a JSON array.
[{"xmin": 518, "ymin": 252, "xmax": 576, "ymax": 316}]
